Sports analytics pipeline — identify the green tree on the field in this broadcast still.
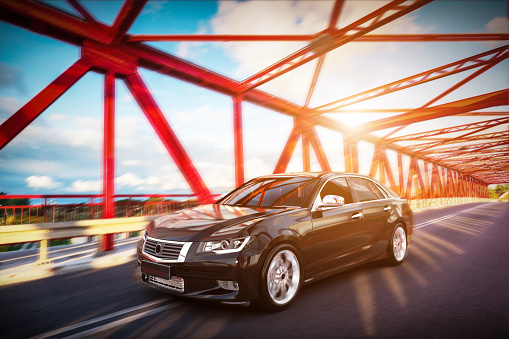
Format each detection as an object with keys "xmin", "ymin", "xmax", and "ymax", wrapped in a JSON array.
[
  {"xmin": 494, "ymin": 184, "xmax": 508, "ymax": 196},
  {"xmin": 0, "ymin": 192, "xmax": 30, "ymax": 206}
]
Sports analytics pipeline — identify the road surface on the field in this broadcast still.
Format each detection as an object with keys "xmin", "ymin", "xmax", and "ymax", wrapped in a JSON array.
[{"xmin": 1, "ymin": 202, "xmax": 508, "ymax": 338}]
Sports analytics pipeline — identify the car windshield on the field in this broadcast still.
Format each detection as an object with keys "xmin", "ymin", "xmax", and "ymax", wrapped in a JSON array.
[{"xmin": 219, "ymin": 176, "xmax": 319, "ymax": 208}]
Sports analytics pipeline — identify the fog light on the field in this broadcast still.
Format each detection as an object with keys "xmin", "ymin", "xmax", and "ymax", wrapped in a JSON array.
[{"xmin": 218, "ymin": 280, "xmax": 239, "ymax": 291}]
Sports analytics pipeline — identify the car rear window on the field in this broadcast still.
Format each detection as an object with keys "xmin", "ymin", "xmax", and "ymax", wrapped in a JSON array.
[{"xmin": 348, "ymin": 177, "xmax": 386, "ymax": 202}]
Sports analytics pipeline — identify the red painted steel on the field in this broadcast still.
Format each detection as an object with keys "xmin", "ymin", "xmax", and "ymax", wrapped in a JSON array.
[
  {"xmin": 239, "ymin": 0, "xmax": 433, "ymax": 91},
  {"xmin": 101, "ymin": 71, "xmax": 115, "ymax": 251},
  {"xmin": 126, "ymin": 33, "xmax": 509, "ymax": 43},
  {"xmin": 314, "ymin": 45, "xmax": 508, "ymax": 112},
  {"xmin": 66, "ymin": 0, "xmax": 97, "ymax": 22},
  {"xmin": 233, "ymin": 94, "xmax": 245, "ymax": 187},
  {"xmin": 274, "ymin": 126, "xmax": 301, "ymax": 174},
  {"xmin": 407, "ymin": 130, "xmax": 509, "ymax": 152},
  {"xmin": 308, "ymin": 128, "xmax": 332, "ymax": 172},
  {"xmin": 0, "ymin": 0, "xmax": 503, "ymax": 189},
  {"xmin": 302, "ymin": 130, "xmax": 311, "ymax": 172},
  {"xmin": 1, "ymin": 0, "xmax": 507, "ymax": 217},
  {"xmin": 0, "ymin": 58, "xmax": 92, "ymax": 150},
  {"xmin": 124, "ymin": 73, "xmax": 214, "ymax": 205},
  {"xmin": 110, "ymin": 0, "xmax": 147, "ymax": 43},
  {"xmin": 354, "ymin": 89, "xmax": 509, "ymax": 134},
  {"xmin": 386, "ymin": 118, "xmax": 509, "ymax": 142}
]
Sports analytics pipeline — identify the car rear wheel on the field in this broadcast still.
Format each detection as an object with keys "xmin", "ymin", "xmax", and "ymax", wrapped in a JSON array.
[
  {"xmin": 258, "ymin": 244, "xmax": 301, "ymax": 311},
  {"xmin": 387, "ymin": 224, "xmax": 408, "ymax": 265}
]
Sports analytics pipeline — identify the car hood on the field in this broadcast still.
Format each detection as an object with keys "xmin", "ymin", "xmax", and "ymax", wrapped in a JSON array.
[{"xmin": 147, "ymin": 204, "xmax": 295, "ymax": 242}]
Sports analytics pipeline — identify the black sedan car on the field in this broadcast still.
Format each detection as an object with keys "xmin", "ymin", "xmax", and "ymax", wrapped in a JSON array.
[{"xmin": 135, "ymin": 172, "xmax": 413, "ymax": 310}]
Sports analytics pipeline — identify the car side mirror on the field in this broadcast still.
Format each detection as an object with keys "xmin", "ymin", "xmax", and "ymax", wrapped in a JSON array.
[{"xmin": 318, "ymin": 195, "xmax": 345, "ymax": 209}]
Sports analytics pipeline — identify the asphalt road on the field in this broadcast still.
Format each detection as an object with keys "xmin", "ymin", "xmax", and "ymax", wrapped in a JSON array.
[{"xmin": 1, "ymin": 202, "xmax": 508, "ymax": 338}]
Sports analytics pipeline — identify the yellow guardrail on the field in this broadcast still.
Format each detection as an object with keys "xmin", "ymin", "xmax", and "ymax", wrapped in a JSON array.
[
  {"xmin": 408, "ymin": 197, "xmax": 506, "ymax": 212},
  {"xmin": 0, "ymin": 216, "xmax": 158, "ymax": 264}
]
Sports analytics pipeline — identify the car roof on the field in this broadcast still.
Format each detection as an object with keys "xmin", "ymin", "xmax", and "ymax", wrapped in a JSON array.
[{"xmin": 257, "ymin": 172, "xmax": 373, "ymax": 180}]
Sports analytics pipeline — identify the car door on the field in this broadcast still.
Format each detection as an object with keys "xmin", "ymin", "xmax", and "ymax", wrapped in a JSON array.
[
  {"xmin": 347, "ymin": 177, "xmax": 393, "ymax": 255},
  {"xmin": 311, "ymin": 177, "xmax": 366, "ymax": 275}
]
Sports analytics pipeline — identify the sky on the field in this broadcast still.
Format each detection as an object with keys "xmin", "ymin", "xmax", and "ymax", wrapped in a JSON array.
[{"xmin": 0, "ymin": 0, "xmax": 508, "ymax": 202}]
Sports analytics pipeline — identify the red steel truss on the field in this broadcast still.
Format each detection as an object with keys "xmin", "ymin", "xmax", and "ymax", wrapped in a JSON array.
[{"xmin": 1, "ymin": 0, "xmax": 507, "ymax": 250}]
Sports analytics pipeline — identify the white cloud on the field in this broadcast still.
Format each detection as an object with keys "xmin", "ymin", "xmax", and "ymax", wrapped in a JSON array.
[
  {"xmin": 25, "ymin": 175, "xmax": 62, "ymax": 189},
  {"xmin": 0, "ymin": 96, "xmax": 22, "ymax": 121},
  {"xmin": 47, "ymin": 113, "xmax": 68, "ymax": 121},
  {"xmin": 485, "ymin": 16, "xmax": 509, "ymax": 33},
  {"xmin": 122, "ymin": 160, "xmax": 140, "ymax": 166},
  {"xmin": 66, "ymin": 179, "xmax": 101, "ymax": 193},
  {"xmin": 208, "ymin": 1, "xmax": 428, "ymax": 105}
]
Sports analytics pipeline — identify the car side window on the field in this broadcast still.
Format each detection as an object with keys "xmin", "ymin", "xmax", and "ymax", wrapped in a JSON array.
[
  {"xmin": 319, "ymin": 177, "xmax": 354, "ymax": 204},
  {"xmin": 348, "ymin": 177, "xmax": 385, "ymax": 202}
]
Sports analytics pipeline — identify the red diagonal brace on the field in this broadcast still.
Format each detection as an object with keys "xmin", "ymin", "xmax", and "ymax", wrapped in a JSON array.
[
  {"xmin": 111, "ymin": 0, "xmax": 147, "ymax": 43},
  {"xmin": 308, "ymin": 127, "xmax": 331, "ymax": 171},
  {"xmin": 124, "ymin": 72, "xmax": 214, "ymax": 204},
  {"xmin": 274, "ymin": 126, "xmax": 301, "ymax": 173},
  {"xmin": 354, "ymin": 89, "xmax": 509, "ymax": 134},
  {"xmin": 0, "ymin": 58, "xmax": 92, "ymax": 150}
]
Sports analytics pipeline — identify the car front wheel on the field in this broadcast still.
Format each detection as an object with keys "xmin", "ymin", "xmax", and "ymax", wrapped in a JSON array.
[{"xmin": 258, "ymin": 244, "xmax": 302, "ymax": 311}]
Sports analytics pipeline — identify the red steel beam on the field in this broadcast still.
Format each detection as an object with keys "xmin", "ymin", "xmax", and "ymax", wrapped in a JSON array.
[
  {"xmin": 407, "ymin": 130, "xmax": 509, "ymax": 152},
  {"xmin": 110, "ymin": 0, "xmax": 147, "ymax": 43},
  {"xmin": 124, "ymin": 72, "xmax": 214, "ymax": 204},
  {"xmin": 322, "ymin": 109, "xmax": 508, "ymax": 116},
  {"xmin": 101, "ymin": 70, "xmax": 115, "ymax": 252},
  {"xmin": 428, "ymin": 142, "xmax": 509, "ymax": 160},
  {"xmin": 313, "ymin": 45, "xmax": 508, "ymax": 112},
  {"xmin": 400, "ymin": 130, "xmax": 509, "ymax": 143},
  {"xmin": 380, "ymin": 50, "xmax": 507, "ymax": 139},
  {"xmin": 126, "ymin": 33, "xmax": 509, "ymax": 42},
  {"xmin": 353, "ymin": 89, "xmax": 509, "ymax": 134},
  {"xmin": 66, "ymin": 0, "xmax": 97, "ymax": 22},
  {"xmin": 386, "ymin": 117, "xmax": 509, "ymax": 143},
  {"xmin": 274, "ymin": 126, "xmax": 301, "ymax": 174},
  {"xmin": 233, "ymin": 94, "xmax": 244, "ymax": 187},
  {"xmin": 0, "ymin": 58, "xmax": 92, "ymax": 150},
  {"xmin": 239, "ymin": 0, "xmax": 433, "ymax": 92},
  {"xmin": 397, "ymin": 153, "xmax": 404, "ymax": 195},
  {"xmin": 304, "ymin": 0, "xmax": 344, "ymax": 109},
  {"xmin": 302, "ymin": 130, "xmax": 311, "ymax": 172},
  {"xmin": 308, "ymin": 127, "xmax": 332, "ymax": 171},
  {"xmin": 382, "ymin": 150, "xmax": 398, "ymax": 192}
]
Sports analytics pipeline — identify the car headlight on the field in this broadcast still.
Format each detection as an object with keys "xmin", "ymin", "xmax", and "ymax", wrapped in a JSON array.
[{"xmin": 198, "ymin": 236, "xmax": 250, "ymax": 254}]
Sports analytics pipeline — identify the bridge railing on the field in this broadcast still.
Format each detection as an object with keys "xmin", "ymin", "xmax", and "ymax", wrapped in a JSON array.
[{"xmin": 0, "ymin": 194, "xmax": 203, "ymax": 226}]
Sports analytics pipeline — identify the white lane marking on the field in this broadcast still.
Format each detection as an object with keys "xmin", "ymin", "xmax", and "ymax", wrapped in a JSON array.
[
  {"xmin": 31, "ymin": 298, "xmax": 168, "ymax": 339},
  {"xmin": 62, "ymin": 303, "xmax": 180, "ymax": 339},
  {"xmin": 414, "ymin": 205, "xmax": 486, "ymax": 229}
]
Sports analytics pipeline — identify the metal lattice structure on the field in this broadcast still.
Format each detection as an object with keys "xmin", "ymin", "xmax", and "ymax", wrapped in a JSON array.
[{"xmin": 0, "ymin": 0, "xmax": 508, "ymax": 249}]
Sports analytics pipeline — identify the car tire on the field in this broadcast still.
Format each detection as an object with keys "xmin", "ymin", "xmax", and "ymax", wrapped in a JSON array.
[
  {"xmin": 258, "ymin": 244, "xmax": 302, "ymax": 311},
  {"xmin": 387, "ymin": 224, "xmax": 408, "ymax": 265}
]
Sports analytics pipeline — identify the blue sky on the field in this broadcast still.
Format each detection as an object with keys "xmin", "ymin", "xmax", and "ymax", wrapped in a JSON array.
[{"xmin": 0, "ymin": 0, "xmax": 507, "ymax": 201}]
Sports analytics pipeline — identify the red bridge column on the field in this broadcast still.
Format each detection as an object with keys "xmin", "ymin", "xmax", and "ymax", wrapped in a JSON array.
[
  {"xmin": 233, "ymin": 94, "xmax": 244, "ymax": 187},
  {"xmin": 101, "ymin": 71, "xmax": 115, "ymax": 252}
]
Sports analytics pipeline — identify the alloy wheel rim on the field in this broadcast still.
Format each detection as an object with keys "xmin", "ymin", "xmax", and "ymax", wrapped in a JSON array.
[
  {"xmin": 393, "ymin": 227, "xmax": 407, "ymax": 261},
  {"xmin": 267, "ymin": 249, "xmax": 300, "ymax": 305}
]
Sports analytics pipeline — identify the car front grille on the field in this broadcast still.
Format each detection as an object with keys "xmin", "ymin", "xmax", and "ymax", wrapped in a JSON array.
[
  {"xmin": 147, "ymin": 275, "xmax": 184, "ymax": 293},
  {"xmin": 143, "ymin": 238, "xmax": 184, "ymax": 261}
]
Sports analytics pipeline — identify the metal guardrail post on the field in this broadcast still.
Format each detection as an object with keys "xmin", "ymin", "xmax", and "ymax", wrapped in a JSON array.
[{"xmin": 35, "ymin": 239, "xmax": 51, "ymax": 266}]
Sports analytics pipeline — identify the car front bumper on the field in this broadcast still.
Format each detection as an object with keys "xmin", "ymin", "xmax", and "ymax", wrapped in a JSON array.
[{"xmin": 135, "ymin": 240, "xmax": 262, "ymax": 302}]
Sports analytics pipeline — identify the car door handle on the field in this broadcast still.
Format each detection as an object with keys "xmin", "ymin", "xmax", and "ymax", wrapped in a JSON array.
[
  {"xmin": 351, "ymin": 212, "xmax": 363, "ymax": 220},
  {"xmin": 384, "ymin": 205, "xmax": 392, "ymax": 212}
]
